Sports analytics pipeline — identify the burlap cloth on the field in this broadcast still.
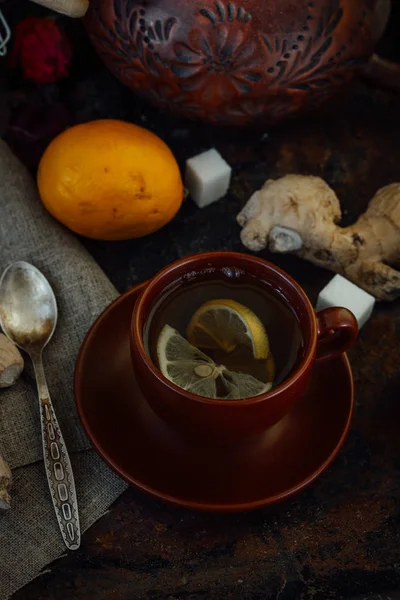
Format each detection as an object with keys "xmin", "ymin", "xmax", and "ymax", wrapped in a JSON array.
[{"xmin": 0, "ymin": 140, "xmax": 128, "ymax": 599}]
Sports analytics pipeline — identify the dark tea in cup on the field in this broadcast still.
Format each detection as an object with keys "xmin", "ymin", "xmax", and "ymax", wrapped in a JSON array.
[{"xmin": 144, "ymin": 270, "xmax": 304, "ymax": 398}]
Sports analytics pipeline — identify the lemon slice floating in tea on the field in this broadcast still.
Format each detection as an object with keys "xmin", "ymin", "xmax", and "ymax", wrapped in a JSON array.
[
  {"xmin": 186, "ymin": 299, "xmax": 270, "ymax": 360},
  {"xmin": 157, "ymin": 325, "xmax": 272, "ymax": 400}
]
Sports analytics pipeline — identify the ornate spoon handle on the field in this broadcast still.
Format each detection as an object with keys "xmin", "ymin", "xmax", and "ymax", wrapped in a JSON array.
[{"xmin": 32, "ymin": 354, "xmax": 81, "ymax": 550}]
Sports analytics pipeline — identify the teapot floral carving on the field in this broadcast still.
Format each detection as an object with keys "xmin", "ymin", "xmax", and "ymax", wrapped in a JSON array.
[{"xmin": 30, "ymin": 0, "xmax": 399, "ymax": 126}]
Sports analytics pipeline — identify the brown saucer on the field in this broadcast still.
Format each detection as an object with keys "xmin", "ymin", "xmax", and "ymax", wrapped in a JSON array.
[{"xmin": 75, "ymin": 283, "xmax": 354, "ymax": 512}]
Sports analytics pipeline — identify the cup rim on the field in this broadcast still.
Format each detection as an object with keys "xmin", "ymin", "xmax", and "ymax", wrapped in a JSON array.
[{"xmin": 132, "ymin": 251, "xmax": 317, "ymax": 406}]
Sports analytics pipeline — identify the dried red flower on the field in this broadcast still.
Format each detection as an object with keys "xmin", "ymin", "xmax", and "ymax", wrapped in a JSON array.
[{"xmin": 9, "ymin": 17, "xmax": 73, "ymax": 84}]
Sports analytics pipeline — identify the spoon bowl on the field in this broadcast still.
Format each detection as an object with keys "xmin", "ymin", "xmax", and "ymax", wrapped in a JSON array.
[{"xmin": 0, "ymin": 261, "xmax": 57, "ymax": 352}]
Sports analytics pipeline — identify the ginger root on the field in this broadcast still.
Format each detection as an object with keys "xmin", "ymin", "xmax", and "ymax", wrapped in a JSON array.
[
  {"xmin": 29, "ymin": 0, "xmax": 89, "ymax": 18},
  {"xmin": 237, "ymin": 175, "xmax": 400, "ymax": 301},
  {"xmin": 0, "ymin": 334, "xmax": 24, "ymax": 388},
  {"xmin": 0, "ymin": 455, "xmax": 12, "ymax": 511}
]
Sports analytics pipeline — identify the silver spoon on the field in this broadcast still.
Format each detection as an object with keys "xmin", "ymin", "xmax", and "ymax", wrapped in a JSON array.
[{"xmin": 0, "ymin": 261, "xmax": 80, "ymax": 550}]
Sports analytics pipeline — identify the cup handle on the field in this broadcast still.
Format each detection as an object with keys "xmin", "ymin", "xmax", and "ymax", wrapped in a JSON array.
[{"xmin": 315, "ymin": 307, "xmax": 358, "ymax": 363}]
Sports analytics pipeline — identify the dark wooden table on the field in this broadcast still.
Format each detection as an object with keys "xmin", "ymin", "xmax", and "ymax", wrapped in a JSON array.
[{"xmin": 3, "ymin": 4, "xmax": 400, "ymax": 599}]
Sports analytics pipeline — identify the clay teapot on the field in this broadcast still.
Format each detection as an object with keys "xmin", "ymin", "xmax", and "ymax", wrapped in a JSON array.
[{"xmin": 39, "ymin": 0, "xmax": 399, "ymax": 126}]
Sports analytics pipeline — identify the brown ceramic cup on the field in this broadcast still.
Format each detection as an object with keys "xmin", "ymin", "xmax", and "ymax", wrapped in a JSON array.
[{"xmin": 130, "ymin": 252, "xmax": 358, "ymax": 444}]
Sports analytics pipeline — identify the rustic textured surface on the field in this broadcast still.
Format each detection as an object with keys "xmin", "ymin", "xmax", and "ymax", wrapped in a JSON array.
[{"xmin": 2, "ymin": 4, "xmax": 400, "ymax": 599}]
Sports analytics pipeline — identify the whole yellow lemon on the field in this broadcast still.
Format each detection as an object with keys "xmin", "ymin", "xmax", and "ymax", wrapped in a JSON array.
[{"xmin": 37, "ymin": 119, "xmax": 183, "ymax": 240}]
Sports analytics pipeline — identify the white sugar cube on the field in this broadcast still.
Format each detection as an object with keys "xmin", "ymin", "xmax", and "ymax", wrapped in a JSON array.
[
  {"xmin": 185, "ymin": 148, "xmax": 232, "ymax": 208},
  {"xmin": 316, "ymin": 274, "xmax": 375, "ymax": 328}
]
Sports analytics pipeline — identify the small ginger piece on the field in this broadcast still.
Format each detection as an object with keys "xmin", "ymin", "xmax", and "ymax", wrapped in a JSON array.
[
  {"xmin": 0, "ymin": 455, "xmax": 12, "ymax": 511},
  {"xmin": 237, "ymin": 175, "xmax": 400, "ymax": 301},
  {"xmin": 28, "ymin": 0, "xmax": 89, "ymax": 18},
  {"xmin": 0, "ymin": 334, "xmax": 24, "ymax": 388}
]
